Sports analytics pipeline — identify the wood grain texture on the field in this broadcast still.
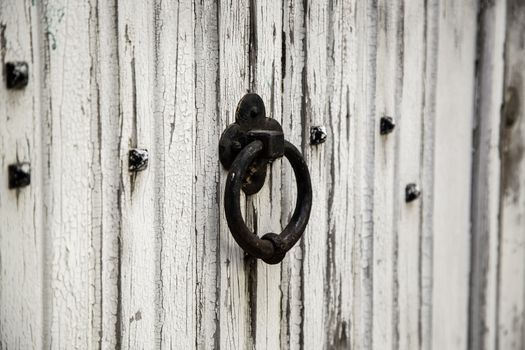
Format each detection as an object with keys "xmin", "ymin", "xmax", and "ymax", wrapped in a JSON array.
[
  {"xmin": 40, "ymin": 0, "xmax": 101, "ymax": 347},
  {"xmin": 217, "ymin": 1, "xmax": 253, "ymax": 349},
  {"xmin": 280, "ymin": 1, "xmax": 307, "ymax": 348},
  {"xmin": 301, "ymin": 0, "xmax": 331, "ymax": 349},
  {"xmin": 114, "ymin": 0, "xmax": 200, "ymax": 347},
  {"xmin": 194, "ymin": 0, "xmax": 220, "ymax": 348},
  {"xmin": 431, "ymin": 1, "xmax": 478, "ymax": 349},
  {"xmin": 0, "ymin": 1, "xmax": 44, "ymax": 348},
  {"xmin": 249, "ymin": 1, "xmax": 283, "ymax": 349},
  {"xmin": 155, "ymin": 1, "xmax": 197, "ymax": 348},
  {"xmin": 116, "ymin": 1, "xmax": 158, "ymax": 348},
  {"xmin": 395, "ymin": 0, "xmax": 426, "ymax": 349},
  {"xmin": 469, "ymin": 0, "xmax": 506, "ymax": 349},
  {"xmin": 324, "ymin": 0, "xmax": 354, "ymax": 349},
  {"xmin": 372, "ymin": 0, "xmax": 399, "ymax": 347},
  {"xmin": 350, "ymin": 1, "xmax": 377, "ymax": 348},
  {"xmin": 419, "ymin": 1, "xmax": 439, "ymax": 348},
  {"xmin": 3, "ymin": 1, "xmax": 525, "ymax": 349},
  {"xmin": 497, "ymin": 0, "xmax": 525, "ymax": 348},
  {"xmin": 96, "ymin": 0, "xmax": 121, "ymax": 347}
]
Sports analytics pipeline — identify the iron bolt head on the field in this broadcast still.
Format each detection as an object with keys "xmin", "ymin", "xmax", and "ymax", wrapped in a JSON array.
[
  {"xmin": 5, "ymin": 62, "xmax": 29, "ymax": 89},
  {"xmin": 8, "ymin": 162, "xmax": 31, "ymax": 189},
  {"xmin": 405, "ymin": 183, "xmax": 421, "ymax": 202},
  {"xmin": 380, "ymin": 116, "xmax": 396, "ymax": 135},
  {"xmin": 129, "ymin": 148, "xmax": 149, "ymax": 172},
  {"xmin": 310, "ymin": 126, "xmax": 327, "ymax": 145}
]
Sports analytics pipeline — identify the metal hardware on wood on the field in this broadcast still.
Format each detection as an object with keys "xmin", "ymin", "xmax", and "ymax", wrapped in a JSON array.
[
  {"xmin": 310, "ymin": 126, "xmax": 327, "ymax": 145},
  {"xmin": 380, "ymin": 116, "xmax": 396, "ymax": 135},
  {"xmin": 8, "ymin": 163, "xmax": 31, "ymax": 189},
  {"xmin": 129, "ymin": 148, "xmax": 149, "ymax": 172},
  {"xmin": 219, "ymin": 93, "xmax": 312, "ymax": 264},
  {"xmin": 405, "ymin": 183, "xmax": 421, "ymax": 202},
  {"xmin": 5, "ymin": 62, "xmax": 29, "ymax": 89}
]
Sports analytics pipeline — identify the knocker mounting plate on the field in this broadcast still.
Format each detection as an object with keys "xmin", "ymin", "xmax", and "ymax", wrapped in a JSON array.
[{"xmin": 219, "ymin": 93, "xmax": 284, "ymax": 195}]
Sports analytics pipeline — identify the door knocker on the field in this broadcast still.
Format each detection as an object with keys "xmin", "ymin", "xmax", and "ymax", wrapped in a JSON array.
[{"xmin": 219, "ymin": 93, "xmax": 312, "ymax": 264}]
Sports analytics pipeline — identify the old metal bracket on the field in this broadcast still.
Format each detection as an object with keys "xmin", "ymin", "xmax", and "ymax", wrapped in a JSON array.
[{"xmin": 219, "ymin": 93, "xmax": 284, "ymax": 195}]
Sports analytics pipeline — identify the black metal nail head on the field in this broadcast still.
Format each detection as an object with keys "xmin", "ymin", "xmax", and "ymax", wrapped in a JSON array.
[
  {"xmin": 380, "ymin": 116, "xmax": 396, "ymax": 135},
  {"xmin": 8, "ymin": 163, "xmax": 31, "ymax": 189},
  {"xmin": 129, "ymin": 149, "xmax": 149, "ymax": 172},
  {"xmin": 5, "ymin": 62, "xmax": 29, "ymax": 89},
  {"xmin": 405, "ymin": 183, "xmax": 421, "ymax": 202},
  {"xmin": 310, "ymin": 126, "xmax": 327, "ymax": 145}
]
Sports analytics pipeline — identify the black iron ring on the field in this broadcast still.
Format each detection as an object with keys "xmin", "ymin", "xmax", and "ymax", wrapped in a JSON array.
[{"xmin": 224, "ymin": 139, "xmax": 312, "ymax": 264}]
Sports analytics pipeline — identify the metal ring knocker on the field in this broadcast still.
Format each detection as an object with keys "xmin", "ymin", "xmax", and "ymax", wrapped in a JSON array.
[{"xmin": 219, "ymin": 94, "xmax": 312, "ymax": 264}]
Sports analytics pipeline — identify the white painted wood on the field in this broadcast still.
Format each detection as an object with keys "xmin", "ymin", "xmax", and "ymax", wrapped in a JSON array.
[
  {"xmin": 431, "ymin": 1, "xmax": 478, "ymax": 349},
  {"xmin": 301, "ymin": 1, "xmax": 331, "ymax": 349},
  {"xmin": 281, "ymin": 0, "xmax": 359, "ymax": 348},
  {"xmin": 395, "ymin": 1, "xmax": 426, "ymax": 349},
  {"xmin": 194, "ymin": 0, "xmax": 220, "ymax": 348},
  {"xmin": 349, "ymin": 1, "xmax": 377, "ymax": 348},
  {"xmin": 419, "ymin": 1, "xmax": 439, "ymax": 348},
  {"xmin": 280, "ymin": 1, "xmax": 307, "ymax": 348},
  {"xmin": 497, "ymin": 1, "xmax": 525, "ymax": 348},
  {"xmin": 155, "ymin": 0, "xmax": 197, "ymax": 348},
  {"xmin": 116, "ymin": 1, "xmax": 158, "ymax": 347},
  {"xmin": 250, "ymin": 1, "xmax": 284, "ymax": 350},
  {"xmin": 372, "ymin": 0, "xmax": 399, "ymax": 348},
  {"xmin": 217, "ymin": 1, "xmax": 253, "ymax": 349},
  {"xmin": 96, "ymin": 0, "xmax": 121, "ymax": 347},
  {"xmin": 0, "ymin": 1, "xmax": 44, "ymax": 348},
  {"xmin": 40, "ymin": 0, "xmax": 101, "ymax": 347},
  {"xmin": 323, "ymin": 0, "xmax": 355, "ymax": 349},
  {"xmin": 3, "ymin": 1, "xmax": 525, "ymax": 349},
  {"xmin": 469, "ymin": 0, "xmax": 507, "ymax": 349}
]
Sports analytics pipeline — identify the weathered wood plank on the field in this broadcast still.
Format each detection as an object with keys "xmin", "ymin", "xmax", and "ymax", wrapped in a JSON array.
[
  {"xmin": 96, "ymin": 0, "xmax": 121, "ymax": 347},
  {"xmin": 249, "ymin": 1, "xmax": 284, "ymax": 349},
  {"xmin": 372, "ymin": 0, "xmax": 400, "ymax": 347},
  {"xmin": 419, "ymin": 1, "xmax": 439, "ymax": 348},
  {"xmin": 349, "ymin": 1, "xmax": 377, "ymax": 348},
  {"xmin": 194, "ymin": 0, "xmax": 220, "ymax": 348},
  {"xmin": 431, "ymin": 1, "xmax": 478, "ymax": 349},
  {"xmin": 324, "ymin": 0, "xmax": 355, "ymax": 348},
  {"xmin": 280, "ymin": 1, "xmax": 306, "ymax": 348},
  {"xmin": 155, "ymin": 0, "xmax": 197, "ymax": 348},
  {"xmin": 116, "ymin": 1, "xmax": 158, "ymax": 347},
  {"xmin": 469, "ymin": 0, "xmax": 507, "ymax": 349},
  {"xmin": 301, "ymin": 0, "xmax": 331, "ymax": 348},
  {"xmin": 394, "ymin": 0, "xmax": 426, "ymax": 348},
  {"xmin": 497, "ymin": 0, "xmax": 525, "ymax": 348},
  {"xmin": 0, "ymin": 1, "xmax": 44, "ymax": 348},
  {"xmin": 39, "ymin": 0, "xmax": 101, "ymax": 347},
  {"xmin": 217, "ymin": 0, "xmax": 253, "ymax": 348}
]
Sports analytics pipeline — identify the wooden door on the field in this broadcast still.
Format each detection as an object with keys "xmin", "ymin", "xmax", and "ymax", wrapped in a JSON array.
[{"xmin": 1, "ymin": 0, "xmax": 524, "ymax": 349}]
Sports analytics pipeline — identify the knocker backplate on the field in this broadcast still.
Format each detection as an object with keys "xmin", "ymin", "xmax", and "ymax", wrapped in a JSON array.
[{"xmin": 219, "ymin": 93, "xmax": 283, "ymax": 195}]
